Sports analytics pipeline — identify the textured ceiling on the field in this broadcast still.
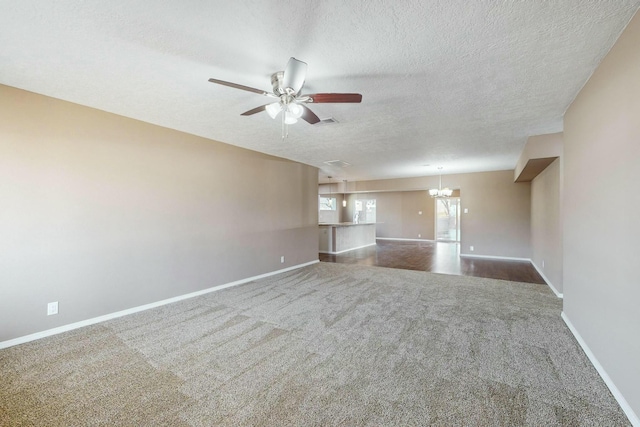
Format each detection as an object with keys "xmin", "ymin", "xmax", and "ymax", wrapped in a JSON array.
[{"xmin": 1, "ymin": 1, "xmax": 638, "ymax": 183}]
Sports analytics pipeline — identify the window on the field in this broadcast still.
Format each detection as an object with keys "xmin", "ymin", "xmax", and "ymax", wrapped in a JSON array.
[
  {"xmin": 355, "ymin": 198, "xmax": 376, "ymax": 223},
  {"xmin": 319, "ymin": 196, "xmax": 337, "ymax": 211}
]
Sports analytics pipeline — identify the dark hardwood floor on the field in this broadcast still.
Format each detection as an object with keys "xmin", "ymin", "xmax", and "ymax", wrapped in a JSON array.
[{"xmin": 320, "ymin": 239, "xmax": 546, "ymax": 285}]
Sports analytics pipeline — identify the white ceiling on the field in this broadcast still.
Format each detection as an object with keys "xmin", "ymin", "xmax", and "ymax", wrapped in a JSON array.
[{"xmin": 2, "ymin": 1, "xmax": 638, "ymax": 183}]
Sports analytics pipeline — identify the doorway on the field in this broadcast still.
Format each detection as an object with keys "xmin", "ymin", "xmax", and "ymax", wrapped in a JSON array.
[{"xmin": 435, "ymin": 198, "xmax": 460, "ymax": 242}]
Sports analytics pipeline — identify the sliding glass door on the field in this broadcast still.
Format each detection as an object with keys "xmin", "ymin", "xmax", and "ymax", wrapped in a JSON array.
[{"xmin": 435, "ymin": 198, "xmax": 460, "ymax": 242}]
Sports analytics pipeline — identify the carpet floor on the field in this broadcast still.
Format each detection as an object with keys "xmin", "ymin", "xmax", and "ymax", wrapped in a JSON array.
[{"xmin": 0, "ymin": 262, "xmax": 630, "ymax": 426}]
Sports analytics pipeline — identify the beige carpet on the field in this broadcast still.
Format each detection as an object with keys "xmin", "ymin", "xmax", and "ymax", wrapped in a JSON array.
[{"xmin": 0, "ymin": 262, "xmax": 630, "ymax": 426}]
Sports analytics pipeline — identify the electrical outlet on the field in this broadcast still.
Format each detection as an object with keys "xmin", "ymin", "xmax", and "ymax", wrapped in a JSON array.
[
  {"xmin": 280, "ymin": 256, "xmax": 285, "ymax": 263},
  {"xmin": 47, "ymin": 301, "xmax": 58, "ymax": 316},
  {"xmin": 470, "ymin": 245, "xmax": 474, "ymax": 251},
  {"xmin": 418, "ymin": 234, "xmax": 421, "ymax": 238},
  {"xmin": 418, "ymin": 211, "xmax": 422, "ymax": 215}
]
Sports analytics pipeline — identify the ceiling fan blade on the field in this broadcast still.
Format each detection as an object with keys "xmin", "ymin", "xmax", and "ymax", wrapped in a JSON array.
[
  {"xmin": 306, "ymin": 93, "xmax": 363, "ymax": 103},
  {"xmin": 241, "ymin": 105, "xmax": 268, "ymax": 116},
  {"xmin": 300, "ymin": 105, "xmax": 321, "ymax": 124},
  {"xmin": 282, "ymin": 57, "xmax": 307, "ymax": 94},
  {"xmin": 208, "ymin": 78, "xmax": 268, "ymax": 96}
]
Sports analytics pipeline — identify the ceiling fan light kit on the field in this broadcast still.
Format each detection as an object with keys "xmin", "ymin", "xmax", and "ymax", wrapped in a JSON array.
[
  {"xmin": 265, "ymin": 102, "xmax": 282, "ymax": 119},
  {"xmin": 209, "ymin": 57, "xmax": 362, "ymax": 138}
]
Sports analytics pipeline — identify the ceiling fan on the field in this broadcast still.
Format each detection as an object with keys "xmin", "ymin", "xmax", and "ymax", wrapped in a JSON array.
[{"xmin": 208, "ymin": 57, "xmax": 362, "ymax": 137}]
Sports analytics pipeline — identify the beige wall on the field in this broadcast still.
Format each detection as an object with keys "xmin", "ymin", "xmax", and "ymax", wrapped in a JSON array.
[
  {"xmin": 530, "ymin": 158, "xmax": 562, "ymax": 293},
  {"xmin": 373, "ymin": 191, "xmax": 435, "ymax": 240},
  {"xmin": 318, "ymin": 186, "xmax": 343, "ymax": 224},
  {"xmin": 349, "ymin": 170, "xmax": 531, "ymax": 258},
  {"xmin": 514, "ymin": 132, "xmax": 563, "ymax": 181},
  {"xmin": 563, "ymin": 11, "xmax": 640, "ymax": 420},
  {"xmin": 318, "ymin": 202, "xmax": 340, "ymax": 223},
  {"xmin": 0, "ymin": 84, "xmax": 319, "ymax": 342},
  {"xmin": 319, "ymin": 183, "xmax": 349, "ymax": 223}
]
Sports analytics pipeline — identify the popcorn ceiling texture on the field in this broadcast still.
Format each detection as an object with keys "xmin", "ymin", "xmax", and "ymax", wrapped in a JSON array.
[{"xmin": 1, "ymin": 1, "xmax": 638, "ymax": 181}]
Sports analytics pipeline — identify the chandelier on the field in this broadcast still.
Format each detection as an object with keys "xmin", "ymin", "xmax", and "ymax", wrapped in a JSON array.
[{"xmin": 429, "ymin": 168, "xmax": 453, "ymax": 198}]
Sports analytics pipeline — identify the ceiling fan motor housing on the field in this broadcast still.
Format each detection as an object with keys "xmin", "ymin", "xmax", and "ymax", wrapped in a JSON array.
[{"xmin": 271, "ymin": 71, "xmax": 285, "ymax": 95}]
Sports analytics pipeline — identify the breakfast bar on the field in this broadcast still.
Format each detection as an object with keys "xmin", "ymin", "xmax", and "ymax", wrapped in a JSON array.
[{"xmin": 318, "ymin": 222, "xmax": 376, "ymax": 254}]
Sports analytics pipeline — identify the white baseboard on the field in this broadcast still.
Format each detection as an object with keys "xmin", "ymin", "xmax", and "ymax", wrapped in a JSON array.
[
  {"xmin": 319, "ymin": 243, "xmax": 377, "ymax": 255},
  {"xmin": 459, "ymin": 253, "xmax": 531, "ymax": 262},
  {"xmin": 561, "ymin": 312, "xmax": 639, "ymax": 426},
  {"xmin": 376, "ymin": 237, "xmax": 436, "ymax": 242},
  {"xmin": 530, "ymin": 261, "xmax": 563, "ymax": 298},
  {"xmin": 0, "ymin": 260, "xmax": 319, "ymax": 350}
]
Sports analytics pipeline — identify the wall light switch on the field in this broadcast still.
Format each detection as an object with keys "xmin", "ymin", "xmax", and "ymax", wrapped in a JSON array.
[
  {"xmin": 464, "ymin": 208, "xmax": 469, "ymax": 214},
  {"xmin": 418, "ymin": 211, "xmax": 422, "ymax": 215},
  {"xmin": 470, "ymin": 246, "xmax": 474, "ymax": 252},
  {"xmin": 47, "ymin": 301, "xmax": 58, "ymax": 316},
  {"xmin": 280, "ymin": 256, "xmax": 285, "ymax": 263}
]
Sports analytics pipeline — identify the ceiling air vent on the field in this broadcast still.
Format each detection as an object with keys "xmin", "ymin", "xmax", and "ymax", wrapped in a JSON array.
[
  {"xmin": 324, "ymin": 160, "xmax": 351, "ymax": 168},
  {"xmin": 315, "ymin": 117, "xmax": 339, "ymax": 125}
]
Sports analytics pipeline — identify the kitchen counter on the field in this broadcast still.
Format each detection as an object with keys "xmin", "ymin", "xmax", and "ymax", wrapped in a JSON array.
[{"xmin": 319, "ymin": 223, "xmax": 376, "ymax": 254}]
